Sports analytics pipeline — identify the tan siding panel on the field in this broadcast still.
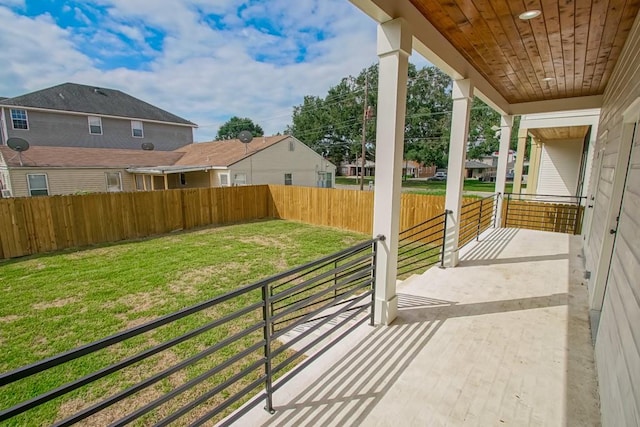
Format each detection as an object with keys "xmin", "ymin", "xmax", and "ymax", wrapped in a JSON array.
[{"xmin": 590, "ymin": 13, "xmax": 640, "ymax": 427}]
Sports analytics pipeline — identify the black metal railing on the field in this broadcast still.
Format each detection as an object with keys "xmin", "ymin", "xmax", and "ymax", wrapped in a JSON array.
[
  {"xmin": 503, "ymin": 193, "xmax": 585, "ymax": 234},
  {"xmin": 0, "ymin": 236, "xmax": 384, "ymax": 426},
  {"xmin": 397, "ymin": 211, "xmax": 448, "ymax": 278},
  {"xmin": 458, "ymin": 194, "xmax": 499, "ymax": 248}
]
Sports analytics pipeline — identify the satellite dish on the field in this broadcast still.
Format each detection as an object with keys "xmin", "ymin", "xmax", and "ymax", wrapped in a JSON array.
[
  {"xmin": 141, "ymin": 142, "xmax": 155, "ymax": 151},
  {"xmin": 7, "ymin": 137, "xmax": 30, "ymax": 152},
  {"xmin": 238, "ymin": 131, "xmax": 253, "ymax": 144}
]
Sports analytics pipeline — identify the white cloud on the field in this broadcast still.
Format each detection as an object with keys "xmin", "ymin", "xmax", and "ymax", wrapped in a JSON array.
[{"xmin": 0, "ymin": 1, "xmax": 382, "ymax": 141}]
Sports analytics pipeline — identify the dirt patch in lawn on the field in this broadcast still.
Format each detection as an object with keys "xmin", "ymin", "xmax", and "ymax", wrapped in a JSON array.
[
  {"xmin": 0, "ymin": 314, "xmax": 22, "ymax": 323},
  {"xmin": 168, "ymin": 266, "xmax": 221, "ymax": 295},
  {"xmin": 116, "ymin": 291, "xmax": 167, "ymax": 314},
  {"xmin": 32, "ymin": 297, "xmax": 78, "ymax": 310},
  {"xmin": 235, "ymin": 235, "xmax": 291, "ymax": 250}
]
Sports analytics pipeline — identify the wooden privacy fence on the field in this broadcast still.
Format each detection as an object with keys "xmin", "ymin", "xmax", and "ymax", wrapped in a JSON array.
[
  {"xmin": 501, "ymin": 194, "xmax": 584, "ymax": 234},
  {"xmin": 268, "ymin": 185, "xmax": 474, "ymax": 234},
  {"xmin": 0, "ymin": 186, "xmax": 272, "ymax": 259}
]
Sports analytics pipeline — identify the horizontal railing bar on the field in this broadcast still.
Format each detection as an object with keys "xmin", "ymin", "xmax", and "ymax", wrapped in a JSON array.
[
  {"xmin": 0, "ymin": 285, "xmax": 266, "ymax": 387},
  {"xmin": 271, "ymin": 281, "xmax": 371, "ymax": 327},
  {"xmin": 269, "ymin": 258, "xmax": 336, "ymax": 293},
  {"xmin": 271, "ymin": 257, "xmax": 371, "ymax": 311},
  {"xmin": 216, "ymin": 392, "xmax": 267, "ymax": 427},
  {"xmin": 106, "ymin": 340, "xmax": 266, "ymax": 427},
  {"xmin": 153, "ymin": 361, "xmax": 266, "ymax": 427},
  {"xmin": 271, "ymin": 279, "xmax": 372, "ymax": 340},
  {"xmin": 505, "ymin": 205, "xmax": 579, "ymax": 212},
  {"xmin": 270, "ymin": 252, "xmax": 372, "ymax": 303},
  {"xmin": 271, "ymin": 291, "xmax": 371, "ymax": 357},
  {"xmin": 398, "ymin": 236, "xmax": 443, "ymax": 256},
  {"xmin": 1, "ymin": 305, "xmax": 265, "ymax": 422},
  {"xmin": 504, "ymin": 193, "xmax": 585, "ymax": 199},
  {"xmin": 398, "ymin": 224, "xmax": 445, "ymax": 246},
  {"xmin": 270, "ymin": 267, "xmax": 373, "ymax": 324},
  {"xmin": 399, "ymin": 212, "xmax": 447, "ymax": 235},
  {"xmin": 506, "ymin": 217, "xmax": 575, "ymax": 226},
  {"xmin": 397, "ymin": 246, "xmax": 440, "ymax": 265},
  {"xmin": 398, "ymin": 259, "xmax": 440, "ymax": 276},
  {"xmin": 187, "ymin": 375, "xmax": 267, "ymax": 427},
  {"xmin": 272, "ymin": 313, "xmax": 370, "ymax": 388}
]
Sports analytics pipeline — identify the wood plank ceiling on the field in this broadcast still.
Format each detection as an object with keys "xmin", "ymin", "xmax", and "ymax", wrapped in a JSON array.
[
  {"xmin": 408, "ymin": 0, "xmax": 640, "ymax": 104},
  {"xmin": 529, "ymin": 125, "xmax": 590, "ymax": 140}
]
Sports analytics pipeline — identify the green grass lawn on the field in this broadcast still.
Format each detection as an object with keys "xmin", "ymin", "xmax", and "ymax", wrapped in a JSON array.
[
  {"xmin": 0, "ymin": 220, "xmax": 367, "ymax": 426},
  {"xmin": 335, "ymin": 176, "xmax": 516, "ymax": 194}
]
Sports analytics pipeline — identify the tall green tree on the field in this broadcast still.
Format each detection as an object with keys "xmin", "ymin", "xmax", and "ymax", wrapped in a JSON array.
[{"xmin": 216, "ymin": 116, "xmax": 264, "ymax": 140}]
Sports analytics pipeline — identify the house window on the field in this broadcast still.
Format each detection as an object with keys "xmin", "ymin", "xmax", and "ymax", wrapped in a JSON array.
[
  {"xmin": 289, "ymin": 140, "xmax": 295, "ymax": 151},
  {"xmin": 10, "ymin": 109, "xmax": 28, "ymax": 130},
  {"xmin": 27, "ymin": 174, "xmax": 49, "ymax": 196},
  {"xmin": 234, "ymin": 173, "xmax": 246, "ymax": 186},
  {"xmin": 88, "ymin": 116, "xmax": 103, "ymax": 135},
  {"xmin": 220, "ymin": 174, "xmax": 229, "ymax": 187},
  {"xmin": 284, "ymin": 173, "xmax": 293, "ymax": 186},
  {"xmin": 135, "ymin": 175, "xmax": 144, "ymax": 190},
  {"xmin": 131, "ymin": 120, "xmax": 144, "ymax": 138},
  {"xmin": 179, "ymin": 173, "xmax": 187, "ymax": 186},
  {"xmin": 105, "ymin": 172, "xmax": 122, "ymax": 192}
]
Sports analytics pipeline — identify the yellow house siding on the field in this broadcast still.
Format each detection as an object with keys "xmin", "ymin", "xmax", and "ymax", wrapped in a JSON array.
[
  {"xmin": 588, "ymin": 13, "xmax": 640, "ymax": 427},
  {"xmin": 7, "ymin": 168, "xmax": 135, "ymax": 197},
  {"xmin": 231, "ymin": 137, "xmax": 335, "ymax": 187}
]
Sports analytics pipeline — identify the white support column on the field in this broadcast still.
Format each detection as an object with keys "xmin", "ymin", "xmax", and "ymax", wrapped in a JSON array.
[
  {"xmin": 512, "ymin": 128, "xmax": 528, "ymax": 194},
  {"xmin": 372, "ymin": 18, "xmax": 411, "ymax": 325},
  {"xmin": 443, "ymin": 79, "xmax": 474, "ymax": 268},
  {"xmin": 494, "ymin": 115, "xmax": 513, "ymax": 227}
]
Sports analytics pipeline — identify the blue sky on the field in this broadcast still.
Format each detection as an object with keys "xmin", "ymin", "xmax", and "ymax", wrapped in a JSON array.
[{"xmin": 0, "ymin": 0, "xmax": 428, "ymax": 140}]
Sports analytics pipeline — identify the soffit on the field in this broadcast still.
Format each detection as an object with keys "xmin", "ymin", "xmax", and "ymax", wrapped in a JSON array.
[
  {"xmin": 408, "ymin": 0, "xmax": 640, "ymax": 104},
  {"xmin": 529, "ymin": 125, "xmax": 590, "ymax": 141}
]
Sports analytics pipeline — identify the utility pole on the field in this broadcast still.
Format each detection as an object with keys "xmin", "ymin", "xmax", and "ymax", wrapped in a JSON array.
[{"xmin": 360, "ymin": 72, "xmax": 370, "ymax": 191}]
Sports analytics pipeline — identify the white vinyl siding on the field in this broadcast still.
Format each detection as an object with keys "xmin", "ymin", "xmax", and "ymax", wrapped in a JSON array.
[
  {"xmin": 587, "ymin": 14, "xmax": 640, "ymax": 427},
  {"xmin": 536, "ymin": 139, "xmax": 583, "ymax": 197},
  {"xmin": 9, "ymin": 168, "xmax": 135, "ymax": 197}
]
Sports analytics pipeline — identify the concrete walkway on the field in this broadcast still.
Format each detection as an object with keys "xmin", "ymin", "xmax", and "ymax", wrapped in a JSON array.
[{"xmin": 225, "ymin": 228, "xmax": 600, "ymax": 426}]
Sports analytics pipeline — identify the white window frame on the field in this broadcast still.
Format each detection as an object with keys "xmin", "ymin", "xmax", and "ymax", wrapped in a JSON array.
[
  {"xmin": 131, "ymin": 120, "xmax": 144, "ymax": 138},
  {"xmin": 220, "ymin": 173, "xmax": 230, "ymax": 187},
  {"xmin": 26, "ymin": 173, "xmax": 49, "ymax": 196},
  {"xmin": 105, "ymin": 172, "xmax": 123, "ymax": 192},
  {"xmin": 284, "ymin": 173, "xmax": 293, "ymax": 186},
  {"xmin": 10, "ymin": 109, "xmax": 29, "ymax": 130},
  {"xmin": 88, "ymin": 116, "xmax": 103, "ymax": 135},
  {"xmin": 179, "ymin": 173, "xmax": 187, "ymax": 186},
  {"xmin": 233, "ymin": 173, "xmax": 247, "ymax": 186}
]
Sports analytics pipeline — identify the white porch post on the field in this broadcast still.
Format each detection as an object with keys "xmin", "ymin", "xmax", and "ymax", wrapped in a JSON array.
[
  {"xmin": 443, "ymin": 79, "xmax": 474, "ymax": 267},
  {"xmin": 372, "ymin": 18, "xmax": 411, "ymax": 325},
  {"xmin": 512, "ymin": 128, "xmax": 528, "ymax": 194},
  {"xmin": 494, "ymin": 115, "xmax": 513, "ymax": 227}
]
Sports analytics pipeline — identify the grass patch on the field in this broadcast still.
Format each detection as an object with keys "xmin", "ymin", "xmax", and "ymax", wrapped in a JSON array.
[{"xmin": 0, "ymin": 220, "xmax": 367, "ymax": 426}]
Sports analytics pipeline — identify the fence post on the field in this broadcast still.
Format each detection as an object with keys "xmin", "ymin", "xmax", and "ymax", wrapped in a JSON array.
[
  {"xmin": 440, "ymin": 211, "xmax": 449, "ymax": 268},
  {"xmin": 261, "ymin": 283, "xmax": 275, "ymax": 414}
]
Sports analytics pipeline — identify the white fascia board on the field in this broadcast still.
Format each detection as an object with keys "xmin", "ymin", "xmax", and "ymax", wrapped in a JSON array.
[
  {"xmin": 0, "ymin": 104, "xmax": 198, "ymax": 128},
  {"xmin": 521, "ymin": 109, "xmax": 601, "ymax": 129},
  {"xmin": 350, "ymin": 0, "xmax": 511, "ymax": 115},
  {"xmin": 510, "ymin": 95, "xmax": 604, "ymax": 116}
]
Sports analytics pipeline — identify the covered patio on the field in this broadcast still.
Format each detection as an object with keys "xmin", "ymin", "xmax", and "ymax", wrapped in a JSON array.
[{"xmin": 234, "ymin": 227, "xmax": 599, "ymax": 426}]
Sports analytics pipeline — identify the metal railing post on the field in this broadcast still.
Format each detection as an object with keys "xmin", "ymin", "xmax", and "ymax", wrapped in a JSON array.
[
  {"xmin": 370, "ymin": 239, "xmax": 378, "ymax": 326},
  {"xmin": 261, "ymin": 283, "xmax": 275, "ymax": 414},
  {"xmin": 504, "ymin": 193, "xmax": 511, "ymax": 227},
  {"xmin": 493, "ymin": 193, "xmax": 500, "ymax": 228},
  {"xmin": 476, "ymin": 199, "xmax": 484, "ymax": 241},
  {"xmin": 439, "ymin": 210, "xmax": 449, "ymax": 268}
]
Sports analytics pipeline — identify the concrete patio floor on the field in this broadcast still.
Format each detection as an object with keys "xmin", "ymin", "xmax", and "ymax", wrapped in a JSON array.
[{"xmin": 225, "ymin": 228, "xmax": 601, "ymax": 426}]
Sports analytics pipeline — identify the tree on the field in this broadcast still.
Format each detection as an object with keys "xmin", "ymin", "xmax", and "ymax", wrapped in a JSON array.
[{"xmin": 216, "ymin": 116, "xmax": 264, "ymax": 140}]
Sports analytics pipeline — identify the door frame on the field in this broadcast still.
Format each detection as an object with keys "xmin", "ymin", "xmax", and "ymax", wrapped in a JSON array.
[{"xmin": 590, "ymin": 98, "xmax": 640, "ymax": 312}]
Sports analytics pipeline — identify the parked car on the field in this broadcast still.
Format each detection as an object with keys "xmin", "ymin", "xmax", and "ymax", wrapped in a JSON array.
[{"xmin": 429, "ymin": 171, "xmax": 447, "ymax": 181}]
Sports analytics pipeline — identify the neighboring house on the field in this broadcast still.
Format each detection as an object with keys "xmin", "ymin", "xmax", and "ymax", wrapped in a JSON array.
[
  {"xmin": 464, "ymin": 160, "xmax": 493, "ymax": 179},
  {"xmin": 0, "ymin": 135, "xmax": 335, "ymax": 197},
  {"xmin": 340, "ymin": 159, "xmax": 436, "ymax": 178},
  {"xmin": 137, "ymin": 135, "xmax": 336, "ymax": 189},
  {"xmin": 340, "ymin": 159, "xmax": 376, "ymax": 177},
  {"xmin": 0, "ymin": 83, "xmax": 196, "ymax": 151}
]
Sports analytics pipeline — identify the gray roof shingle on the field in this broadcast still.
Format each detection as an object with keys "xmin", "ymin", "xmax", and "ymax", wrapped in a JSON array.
[{"xmin": 0, "ymin": 83, "xmax": 196, "ymax": 126}]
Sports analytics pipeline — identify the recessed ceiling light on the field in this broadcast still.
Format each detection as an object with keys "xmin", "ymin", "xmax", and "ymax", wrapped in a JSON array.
[
  {"xmin": 541, "ymin": 77, "xmax": 555, "ymax": 82},
  {"xmin": 519, "ymin": 10, "xmax": 542, "ymax": 20}
]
